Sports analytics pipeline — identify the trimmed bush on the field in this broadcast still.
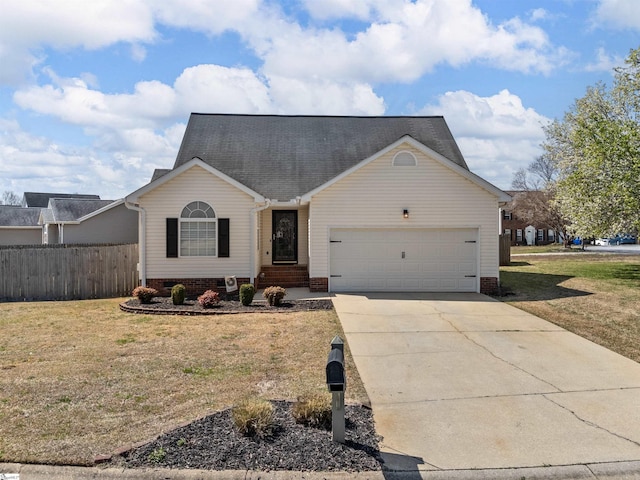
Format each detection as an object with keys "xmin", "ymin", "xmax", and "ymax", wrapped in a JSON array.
[
  {"xmin": 132, "ymin": 286, "xmax": 158, "ymax": 304},
  {"xmin": 239, "ymin": 284, "xmax": 255, "ymax": 306},
  {"xmin": 171, "ymin": 284, "xmax": 186, "ymax": 305},
  {"xmin": 292, "ymin": 394, "xmax": 332, "ymax": 430},
  {"xmin": 263, "ymin": 286, "xmax": 286, "ymax": 306},
  {"xmin": 232, "ymin": 398, "xmax": 274, "ymax": 438},
  {"xmin": 197, "ymin": 289, "xmax": 220, "ymax": 308}
]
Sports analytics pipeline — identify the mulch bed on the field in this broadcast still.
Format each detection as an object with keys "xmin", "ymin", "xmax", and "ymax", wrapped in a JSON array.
[
  {"xmin": 112, "ymin": 400, "xmax": 383, "ymax": 472},
  {"xmin": 120, "ymin": 296, "xmax": 335, "ymax": 315}
]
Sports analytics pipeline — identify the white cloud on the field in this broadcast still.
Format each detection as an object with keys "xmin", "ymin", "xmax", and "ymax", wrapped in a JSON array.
[
  {"xmin": 594, "ymin": 0, "xmax": 640, "ymax": 30},
  {"xmin": 584, "ymin": 47, "xmax": 624, "ymax": 72},
  {"xmin": 268, "ymin": 76, "xmax": 385, "ymax": 115},
  {"xmin": 258, "ymin": 0, "xmax": 569, "ymax": 83},
  {"xmin": 0, "ymin": 0, "xmax": 157, "ymax": 84},
  {"xmin": 0, "ymin": 117, "xmax": 182, "ymax": 198},
  {"xmin": 419, "ymin": 89, "xmax": 550, "ymax": 189}
]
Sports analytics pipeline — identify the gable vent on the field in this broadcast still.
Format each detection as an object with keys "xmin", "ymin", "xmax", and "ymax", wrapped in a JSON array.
[{"xmin": 392, "ymin": 151, "xmax": 417, "ymax": 167}]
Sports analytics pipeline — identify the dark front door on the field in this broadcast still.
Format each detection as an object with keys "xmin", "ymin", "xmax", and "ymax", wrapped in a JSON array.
[{"xmin": 272, "ymin": 210, "xmax": 298, "ymax": 263}]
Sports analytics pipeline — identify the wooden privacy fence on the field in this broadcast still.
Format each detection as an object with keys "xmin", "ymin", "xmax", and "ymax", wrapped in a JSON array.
[
  {"xmin": 499, "ymin": 234, "xmax": 511, "ymax": 266},
  {"xmin": 0, "ymin": 243, "xmax": 139, "ymax": 301}
]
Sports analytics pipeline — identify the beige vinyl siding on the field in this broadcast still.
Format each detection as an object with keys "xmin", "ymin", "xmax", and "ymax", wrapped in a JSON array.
[
  {"xmin": 309, "ymin": 143, "xmax": 500, "ymax": 282},
  {"xmin": 259, "ymin": 207, "xmax": 309, "ymax": 266},
  {"xmin": 139, "ymin": 165, "xmax": 255, "ymax": 278}
]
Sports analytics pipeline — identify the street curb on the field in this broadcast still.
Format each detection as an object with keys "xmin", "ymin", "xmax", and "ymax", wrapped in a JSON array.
[{"xmin": 3, "ymin": 461, "xmax": 640, "ymax": 480}]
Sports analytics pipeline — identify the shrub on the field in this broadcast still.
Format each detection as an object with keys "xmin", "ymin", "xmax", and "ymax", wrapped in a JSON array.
[
  {"xmin": 239, "ymin": 284, "xmax": 255, "ymax": 306},
  {"xmin": 132, "ymin": 286, "xmax": 158, "ymax": 304},
  {"xmin": 171, "ymin": 284, "xmax": 186, "ymax": 305},
  {"xmin": 232, "ymin": 398, "xmax": 274, "ymax": 438},
  {"xmin": 292, "ymin": 394, "xmax": 332, "ymax": 430},
  {"xmin": 197, "ymin": 289, "xmax": 220, "ymax": 308},
  {"xmin": 263, "ymin": 286, "xmax": 286, "ymax": 306}
]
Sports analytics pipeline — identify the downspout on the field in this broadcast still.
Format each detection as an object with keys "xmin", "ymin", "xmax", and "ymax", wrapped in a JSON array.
[
  {"xmin": 125, "ymin": 201, "xmax": 147, "ymax": 287},
  {"xmin": 250, "ymin": 200, "xmax": 271, "ymax": 286}
]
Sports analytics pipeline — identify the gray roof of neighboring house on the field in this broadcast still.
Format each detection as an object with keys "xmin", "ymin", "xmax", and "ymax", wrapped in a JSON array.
[
  {"xmin": 151, "ymin": 169, "xmax": 171, "ymax": 182},
  {"xmin": 23, "ymin": 192, "xmax": 101, "ymax": 208},
  {"xmin": 47, "ymin": 198, "xmax": 115, "ymax": 222},
  {"xmin": 0, "ymin": 206, "xmax": 42, "ymax": 226},
  {"xmin": 173, "ymin": 114, "xmax": 469, "ymax": 201}
]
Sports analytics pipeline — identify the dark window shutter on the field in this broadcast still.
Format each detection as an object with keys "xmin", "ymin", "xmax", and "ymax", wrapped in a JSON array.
[
  {"xmin": 218, "ymin": 218, "xmax": 230, "ymax": 257},
  {"xmin": 166, "ymin": 218, "xmax": 178, "ymax": 258}
]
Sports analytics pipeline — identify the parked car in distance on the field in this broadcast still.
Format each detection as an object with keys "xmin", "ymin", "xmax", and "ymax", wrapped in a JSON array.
[{"xmin": 597, "ymin": 235, "xmax": 637, "ymax": 246}]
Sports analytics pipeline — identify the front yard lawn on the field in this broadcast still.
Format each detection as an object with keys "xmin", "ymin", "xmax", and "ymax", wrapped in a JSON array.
[
  {"xmin": 500, "ymin": 253, "xmax": 640, "ymax": 363},
  {"xmin": 0, "ymin": 299, "xmax": 367, "ymax": 466}
]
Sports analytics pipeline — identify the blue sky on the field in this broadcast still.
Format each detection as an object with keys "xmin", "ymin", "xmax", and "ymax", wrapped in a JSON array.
[{"xmin": 1, "ymin": 0, "xmax": 639, "ymax": 200}]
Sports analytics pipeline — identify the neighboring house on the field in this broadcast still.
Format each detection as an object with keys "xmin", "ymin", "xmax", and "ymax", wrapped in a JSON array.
[
  {"xmin": 0, "ymin": 193, "xmax": 138, "ymax": 246},
  {"xmin": 501, "ymin": 190, "xmax": 560, "ymax": 246},
  {"xmin": 39, "ymin": 198, "xmax": 138, "ymax": 245},
  {"xmin": 125, "ymin": 114, "xmax": 511, "ymax": 296},
  {"xmin": 0, "ymin": 206, "xmax": 42, "ymax": 245}
]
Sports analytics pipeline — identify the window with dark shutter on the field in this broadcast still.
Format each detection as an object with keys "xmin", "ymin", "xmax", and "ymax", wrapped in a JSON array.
[
  {"xmin": 166, "ymin": 218, "xmax": 178, "ymax": 258},
  {"xmin": 218, "ymin": 218, "xmax": 230, "ymax": 257}
]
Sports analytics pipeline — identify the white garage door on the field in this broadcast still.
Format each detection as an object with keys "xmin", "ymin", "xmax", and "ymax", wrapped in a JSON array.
[{"xmin": 329, "ymin": 228, "xmax": 478, "ymax": 292}]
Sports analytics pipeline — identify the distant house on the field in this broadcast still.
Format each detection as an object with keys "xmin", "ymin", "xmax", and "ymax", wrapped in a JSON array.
[
  {"xmin": 22, "ymin": 192, "xmax": 101, "ymax": 208},
  {"xmin": 0, "ymin": 206, "xmax": 42, "ymax": 245},
  {"xmin": 0, "ymin": 192, "xmax": 138, "ymax": 246},
  {"xmin": 126, "ymin": 113, "xmax": 511, "ymax": 295},
  {"xmin": 501, "ymin": 190, "xmax": 560, "ymax": 246},
  {"xmin": 39, "ymin": 198, "xmax": 138, "ymax": 245}
]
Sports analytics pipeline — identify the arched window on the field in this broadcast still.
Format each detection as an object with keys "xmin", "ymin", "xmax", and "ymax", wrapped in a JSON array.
[
  {"xmin": 392, "ymin": 150, "xmax": 417, "ymax": 167},
  {"xmin": 180, "ymin": 201, "xmax": 216, "ymax": 256}
]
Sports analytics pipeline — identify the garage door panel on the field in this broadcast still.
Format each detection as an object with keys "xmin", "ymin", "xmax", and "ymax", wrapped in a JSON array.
[{"xmin": 330, "ymin": 228, "xmax": 477, "ymax": 292}]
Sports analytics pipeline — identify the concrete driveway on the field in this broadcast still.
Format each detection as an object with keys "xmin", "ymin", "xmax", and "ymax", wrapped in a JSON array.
[{"xmin": 332, "ymin": 292, "xmax": 640, "ymax": 479}]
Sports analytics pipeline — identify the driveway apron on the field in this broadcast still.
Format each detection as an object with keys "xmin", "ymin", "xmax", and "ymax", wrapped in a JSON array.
[{"xmin": 332, "ymin": 292, "xmax": 640, "ymax": 474}]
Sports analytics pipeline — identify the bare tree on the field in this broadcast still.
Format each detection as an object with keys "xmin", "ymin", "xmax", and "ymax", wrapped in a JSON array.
[
  {"xmin": 510, "ymin": 156, "xmax": 570, "ymax": 246},
  {"xmin": 1, "ymin": 190, "xmax": 21, "ymax": 205}
]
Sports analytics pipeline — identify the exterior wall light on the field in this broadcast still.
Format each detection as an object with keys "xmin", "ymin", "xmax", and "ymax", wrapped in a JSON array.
[{"xmin": 403, "ymin": 209, "xmax": 409, "ymax": 218}]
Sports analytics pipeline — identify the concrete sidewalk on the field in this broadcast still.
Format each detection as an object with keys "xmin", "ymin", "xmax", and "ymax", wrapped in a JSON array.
[{"xmin": 332, "ymin": 292, "xmax": 640, "ymax": 478}]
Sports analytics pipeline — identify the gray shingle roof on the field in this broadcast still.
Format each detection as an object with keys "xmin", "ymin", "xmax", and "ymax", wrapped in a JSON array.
[
  {"xmin": 23, "ymin": 192, "xmax": 100, "ymax": 208},
  {"xmin": 0, "ymin": 206, "xmax": 41, "ymax": 226},
  {"xmin": 173, "ymin": 114, "xmax": 469, "ymax": 201},
  {"xmin": 48, "ymin": 199, "xmax": 114, "ymax": 222},
  {"xmin": 151, "ymin": 169, "xmax": 171, "ymax": 182}
]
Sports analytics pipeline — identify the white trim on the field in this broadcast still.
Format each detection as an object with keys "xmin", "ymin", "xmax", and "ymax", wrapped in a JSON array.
[
  {"xmin": 0, "ymin": 225, "xmax": 41, "ymax": 230},
  {"xmin": 126, "ymin": 157, "xmax": 266, "ymax": 203},
  {"xmin": 301, "ymin": 136, "xmax": 511, "ymax": 203}
]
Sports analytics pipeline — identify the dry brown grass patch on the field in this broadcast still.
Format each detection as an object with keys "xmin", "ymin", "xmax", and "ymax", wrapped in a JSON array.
[{"xmin": 0, "ymin": 298, "xmax": 367, "ymax": 465}]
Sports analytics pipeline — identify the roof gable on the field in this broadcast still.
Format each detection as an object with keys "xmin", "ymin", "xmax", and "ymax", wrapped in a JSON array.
[
  {"xmin": 173, "ymin": 114, "xmax": 469, "ymax": 201},
  {"xmin": 46, "ymin": 198, "xmax": 115, "ymax": 222},
  {"xmin": 302, "ymin": 136, "xmax": 511, "ymax": 202}
]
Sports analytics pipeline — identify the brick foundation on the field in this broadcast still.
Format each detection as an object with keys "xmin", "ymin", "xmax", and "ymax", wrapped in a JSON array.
[
  {"xmin": 309, "ymin": 277, "xmax": 329, "ymax": 292},
  {"xmin": 480, "ymin": 277, "xmax": 499, "ymax": 295},
  {"xmin": 147, "ymin": 278, "xmax": 250, "ymax": 298}
]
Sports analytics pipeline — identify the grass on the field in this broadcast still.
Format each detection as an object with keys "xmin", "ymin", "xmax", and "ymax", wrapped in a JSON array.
[
  {"xmin": 500, "ymin": 253, "xmax": 640, "ymax": 363},
  {"xmin": 0, "ymin": 298, "xmax": 368, "ymax": 466}
]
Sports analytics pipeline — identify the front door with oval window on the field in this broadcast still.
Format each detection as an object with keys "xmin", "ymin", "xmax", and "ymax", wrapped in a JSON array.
[{"xmin": 272, "ymin": 210, "xmax": 298, "ymax": 263}]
